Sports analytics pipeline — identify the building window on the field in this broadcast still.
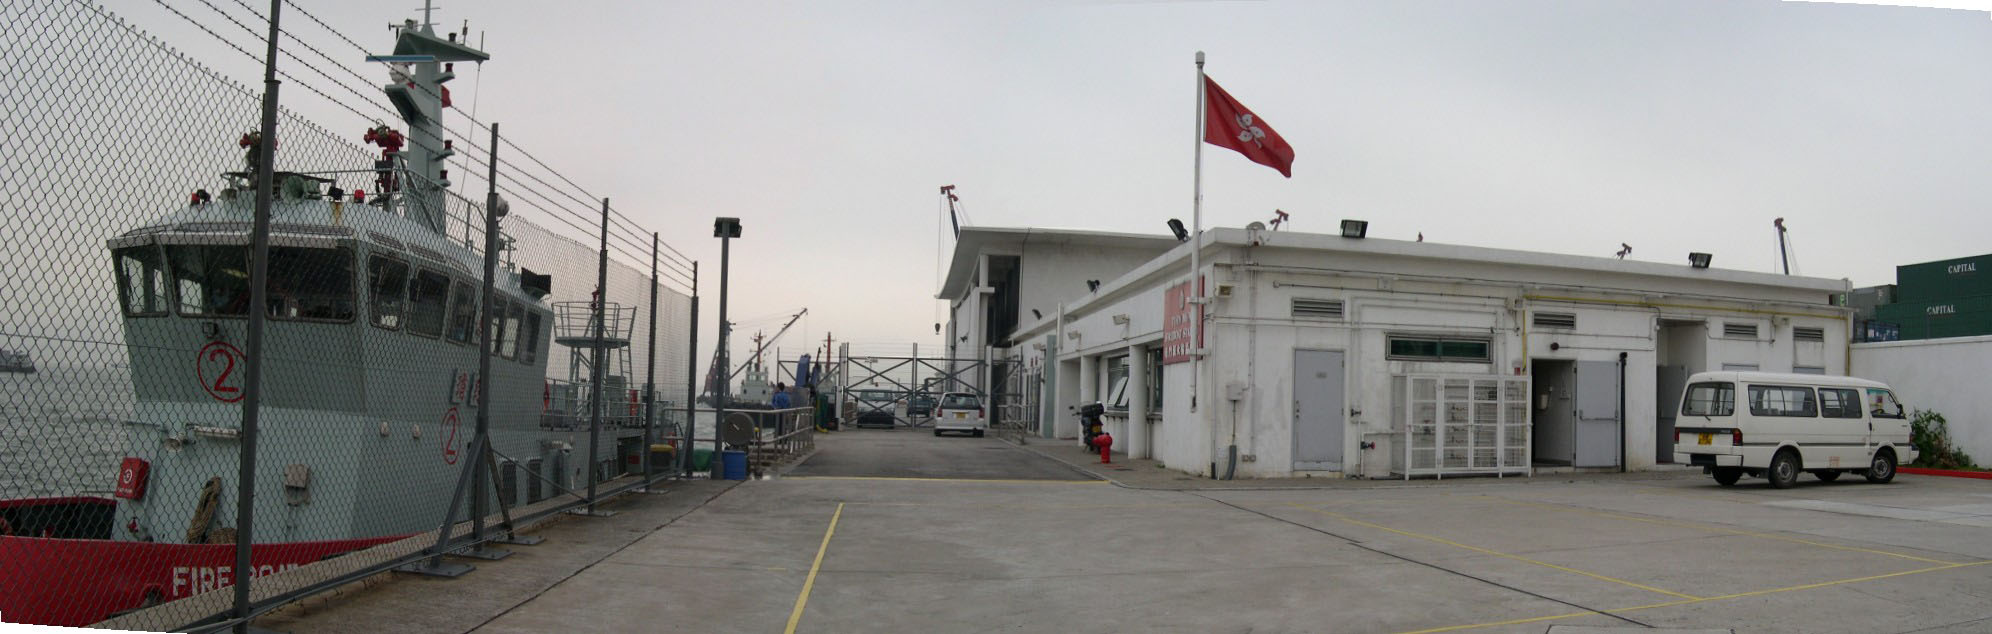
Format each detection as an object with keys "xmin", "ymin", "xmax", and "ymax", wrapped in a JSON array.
[
  {"xmin": 1146, "ymin": 347, "xmax": 1164, "ymax": 412},
  {"xmin": 1387, "ymin": 335, "xmax": 1490, "ymax": 363},
  {"xmin": 1105, "ymin": 354, "xmax": 1129, "ymax": 411}
]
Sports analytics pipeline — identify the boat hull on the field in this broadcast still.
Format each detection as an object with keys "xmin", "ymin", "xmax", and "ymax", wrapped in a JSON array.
[{"xmin": 0, "ymin": 532, "xmax": 403, "ymax": 627}]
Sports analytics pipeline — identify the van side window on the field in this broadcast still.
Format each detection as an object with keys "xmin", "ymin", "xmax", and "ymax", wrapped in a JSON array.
[
  {"xmin": 1681, "ymin": 382, "xmax": 1734, "ymax": 416},
  {"xmin": 1818, "ymin": 388, "xmax": 1864, "ymax": 419},
  {"xmin": 1866, "ymin": 388, "xmax": 1905, "ymax": 419},
  {"xmin": 1747, "ymin": 385, "xmax": 1817, "ymax": 417}
]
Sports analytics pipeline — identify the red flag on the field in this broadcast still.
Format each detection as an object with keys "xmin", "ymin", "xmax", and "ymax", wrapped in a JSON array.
[{"xmin": 1203, "ymin": 75, "xmax": 1294, "ymax": 178}]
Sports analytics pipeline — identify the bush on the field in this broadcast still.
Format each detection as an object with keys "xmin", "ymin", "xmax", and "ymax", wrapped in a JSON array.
[{"xmin": 1910, "ymin": 409, "xmax": 1978, "ymax": 470}]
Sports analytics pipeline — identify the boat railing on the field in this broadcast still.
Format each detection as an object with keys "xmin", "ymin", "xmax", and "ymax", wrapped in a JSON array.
[{"xmin": 539, "ymin": 378, "xmax": 678, "ymax": 431}]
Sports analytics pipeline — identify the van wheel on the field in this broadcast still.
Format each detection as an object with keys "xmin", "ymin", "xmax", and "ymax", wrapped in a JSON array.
[
  {"xmin": 1865, "ymin": 450, "xmax": 1897, "ymax": 484},
  {"xmin": 1768, "ymin": 450, "xmax": 1801, "ymax": 489},
  {"xmin": 1814, "ymin": 470, "xmax": 1842, "ymax": 482},
  {"xmin": 1712, "ymin": 467, "xmax": 1742, "ymax": 486},
  {"xmin": 973, "ymin": 430, "xmax": 984, "ymax": 438}
]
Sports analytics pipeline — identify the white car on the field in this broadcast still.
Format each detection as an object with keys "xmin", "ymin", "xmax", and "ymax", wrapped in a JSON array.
[
  {"xmin": 1672, "ymin": 371, "xmax": 1918, "ymax": 489},
  {"xmin": 932, "ymin": 392, "xmax": 987, "ymax": 437}
]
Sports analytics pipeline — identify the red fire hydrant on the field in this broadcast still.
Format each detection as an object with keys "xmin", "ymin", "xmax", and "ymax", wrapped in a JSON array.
[{"xmin": 1091, "ymin": 432, "xmax": 1114, "ymax": 464}]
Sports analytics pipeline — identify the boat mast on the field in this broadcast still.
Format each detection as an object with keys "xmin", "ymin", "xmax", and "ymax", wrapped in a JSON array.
[{"xmin": 369, "ymin": 1, "xmax": 488, "ymax": 236}]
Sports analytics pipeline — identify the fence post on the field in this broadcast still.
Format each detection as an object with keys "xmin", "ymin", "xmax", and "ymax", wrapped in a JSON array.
[
  {"xmin": 685, "ymin": 261, "xmax": 699, "ymax": 477},
  {"xmin": 458, "ymin": 122, "xmax": 511, "ymax": 560},
  {"xmin": 643, "ymin": 232, "xmax": 659, "ymax": 491},
  {"xmin": 578, "ymin": 197, "xmax": 614, "ymax": 517},
  {"xmin": 232, "ymin": 1, "xmax": 283, "ymax": 630}
]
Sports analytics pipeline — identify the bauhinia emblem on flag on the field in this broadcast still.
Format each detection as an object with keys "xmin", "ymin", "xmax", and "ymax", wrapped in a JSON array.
[{"xmin": 1203, "ymin": 75, "xmax": 1294, "ymax": 178}]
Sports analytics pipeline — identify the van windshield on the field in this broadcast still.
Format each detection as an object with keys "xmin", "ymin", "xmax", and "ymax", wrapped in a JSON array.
[{"xmin": 1681, "ymin": 382, "xmax": 1734, "ymax": 417}]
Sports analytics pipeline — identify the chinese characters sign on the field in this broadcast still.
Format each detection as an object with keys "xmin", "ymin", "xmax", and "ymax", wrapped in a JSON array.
[{"xmin": 1162, "ymin": 277, "xmax": 1202, "ymax": 365}]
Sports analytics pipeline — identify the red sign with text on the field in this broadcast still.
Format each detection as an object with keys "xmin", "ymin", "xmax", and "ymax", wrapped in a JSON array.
[{"xmin": 1162, "ymin": 277, "xmax": 1202, "ymax": 365}]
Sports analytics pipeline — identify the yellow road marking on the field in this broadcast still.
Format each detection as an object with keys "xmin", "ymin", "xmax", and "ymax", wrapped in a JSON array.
[
  {"xmin": 1289, "ymin": 504, "xmax": 1700, "ymax": 600},
  {"xmin": 1396, "ymin": 559, "xmax": 1992, "ymax": 634},
  {"xmin": 1482, "ymin": 496, "xmax": 1962, "ymax": 565},
  {"xmin": 783, "ymin": 502, "xmax": 844, "ymax": 634},
  {"xmin": 784, "ymin": 475, "xmax": 1107, "ymax": 485}
]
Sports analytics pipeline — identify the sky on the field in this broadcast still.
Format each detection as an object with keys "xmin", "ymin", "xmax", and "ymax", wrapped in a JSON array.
[{"xmin": 115, "ymin": 0, "xmax": 1992, "ymax": 372}]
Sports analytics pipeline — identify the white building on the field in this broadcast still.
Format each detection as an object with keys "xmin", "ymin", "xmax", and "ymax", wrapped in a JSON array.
[{"xmin": 941, "ymin": 224, "xmax": 1852, "ymax": 478}]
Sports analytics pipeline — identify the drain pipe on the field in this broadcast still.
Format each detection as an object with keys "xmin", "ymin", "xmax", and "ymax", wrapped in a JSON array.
[{"xmin": 1618, "ymin": 351, "xmax": 1627, "ymax": 473}]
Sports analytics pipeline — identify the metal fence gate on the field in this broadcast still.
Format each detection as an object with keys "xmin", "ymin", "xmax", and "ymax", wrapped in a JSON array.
[
  {"xmin": 836, "ymin": 356, "xmax": 989, "ymax": 428},
  {"xmin": 991, "ymin": 361, "xmax": 1040, "ymax": 440}
]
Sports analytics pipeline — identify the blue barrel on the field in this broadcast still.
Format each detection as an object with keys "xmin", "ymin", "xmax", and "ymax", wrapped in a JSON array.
[{"xmin": 720, "ymin": 450, "xmax": 748, "ymax": 480}]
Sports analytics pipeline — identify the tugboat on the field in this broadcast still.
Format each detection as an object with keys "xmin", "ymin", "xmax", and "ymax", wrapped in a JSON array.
[{"xmin": 0, "ymin": 10, "xmax": 648, "ymax": 627}]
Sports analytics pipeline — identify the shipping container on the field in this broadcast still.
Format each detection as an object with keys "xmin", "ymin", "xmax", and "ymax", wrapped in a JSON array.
[
  {"xmin": 1896, "ymin": 254, "xmax": 1992, "ymax": 303},
  {"xmin": 1872, "ymin": 295, "xmax": 1992, "ymax": 340}
]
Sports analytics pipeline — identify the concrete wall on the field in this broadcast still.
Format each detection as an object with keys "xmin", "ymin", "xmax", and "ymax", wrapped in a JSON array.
[
  {"xmin": 1853, "ymin": 335, "xmax": 1992, "ymax": 464},
  {"xmin": 1017, "ymin": 241, "xmax": 1168, "ymax": 331}
]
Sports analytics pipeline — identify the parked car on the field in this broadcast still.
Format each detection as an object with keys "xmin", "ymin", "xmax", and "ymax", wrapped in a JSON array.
[
  {"xmin": 933, "ymin": 392, "xmax": 986, "ymax": 437},
  {"xmin": 908, "ymin": 393, "xmax": 936, "ymax": 420},
  {"xmin": 1672, "ymin": 371, "xmax": 1918, "ymax": 489},
  {"xmin": 852, "ymin": 389, "xmax": 903, "ymax": 429}
]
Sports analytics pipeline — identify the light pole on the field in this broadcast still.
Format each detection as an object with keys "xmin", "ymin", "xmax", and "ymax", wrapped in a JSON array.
[{"xmin": 712, "ymin": 217, "xmax": 741, "ymax": 478}]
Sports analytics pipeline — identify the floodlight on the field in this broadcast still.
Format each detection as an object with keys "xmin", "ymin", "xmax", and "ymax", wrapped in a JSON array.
[
  {"xmin": 1167, "ymin": 219, "xmax": 1189, "ymax": 242},
  {"xmin": 1340, "ymin": 219, "xmax": 1368, "ymax": 239},
  {"xmin": 1689, "ymin": 252, "xmax": 1713, "ymax": 269}
]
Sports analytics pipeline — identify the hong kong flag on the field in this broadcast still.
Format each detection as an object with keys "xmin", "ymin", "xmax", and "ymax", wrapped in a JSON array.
[{"xmin": 1203, "ymin": 75, "xmax": 1294, "ymax": 178}]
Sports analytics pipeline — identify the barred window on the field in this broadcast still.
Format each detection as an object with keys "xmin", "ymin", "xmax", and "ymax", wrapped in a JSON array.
[{"xmin": 113, "ymin": 245, "xmax": 170, "ymax": 316}]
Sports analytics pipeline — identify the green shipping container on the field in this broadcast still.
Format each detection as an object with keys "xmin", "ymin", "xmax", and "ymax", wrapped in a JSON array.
[
  {"xmin": 1896, "ymin": 253, "xmax": 1992, "ymax": 303},
  {"xmin": 1872, "ymin": 296, "xmax": 1992, "ymax": 340}
]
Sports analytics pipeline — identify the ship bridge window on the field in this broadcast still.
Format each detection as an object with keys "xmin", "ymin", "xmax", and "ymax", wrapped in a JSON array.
[
  {"xmin": 501, "ymin": 301, "xmax": 523, "ymax": 360},
  {"xmin": 446, "ymin": 281, "xmax": 478, "ymax": 345},
  {"xmin": 407, "ymin": 269, "xmax": 451, "ymax": 338},
  {"xmin": 266, "ymin": 247, "xmax": 354, "ymax": 322},
  {"xmin": 168, "ymin": 245, "xmax": 251, "ymax": 317},
  {"xmin": 521, "ymin": 310, "xmax": 541, "ymax": 364},
  {"xmin": 114, "ymin": 245, "xmax": 170, "ymax": 316},
  {"xmin": 367, "ymin": 255, "xmax": 409, "ymax": 329}
]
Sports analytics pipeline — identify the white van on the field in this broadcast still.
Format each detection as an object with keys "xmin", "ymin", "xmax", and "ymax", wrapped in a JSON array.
[{"xmin": 1673, "ymin": 371, "xmax": 1918, "ymax": 488}]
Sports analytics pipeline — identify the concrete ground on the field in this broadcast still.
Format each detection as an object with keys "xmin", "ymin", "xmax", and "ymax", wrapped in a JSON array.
[{"xmin": 273, "ymin": 429, "xmax": 1992, "ymax": 633}]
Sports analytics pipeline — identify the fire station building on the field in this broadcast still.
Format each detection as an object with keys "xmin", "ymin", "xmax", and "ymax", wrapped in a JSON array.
[{"xmin": 940, "ymin": 224, "xmax": 1852, "ymax": 478}]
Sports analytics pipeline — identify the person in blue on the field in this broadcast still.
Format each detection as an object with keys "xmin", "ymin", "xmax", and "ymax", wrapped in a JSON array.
[{"xmin": 771, "ymin": 382, "xmax": 792, "ymax": 409}]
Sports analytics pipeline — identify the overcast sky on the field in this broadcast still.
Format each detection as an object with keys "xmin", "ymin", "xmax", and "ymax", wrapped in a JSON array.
[{"xmin": 121, "ymin": 0, "xmax": 1992, "ymax": 367}]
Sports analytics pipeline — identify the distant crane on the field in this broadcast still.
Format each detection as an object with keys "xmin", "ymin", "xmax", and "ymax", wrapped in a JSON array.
[
  {"xmin": 729, "ymin": 308, "xmax": 806, "ymax": 381},
  {"xmin": 940, "ymin": 185, "xmax": 964, "ymax": 238},
  {"xmin": 1774, "ymin": 217, "xmax": 1793, "ymax": 275}
]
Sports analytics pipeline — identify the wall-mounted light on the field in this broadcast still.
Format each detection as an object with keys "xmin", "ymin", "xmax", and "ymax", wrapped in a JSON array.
[
  {"xmin": 1340, "ymin": 219, "xmax": 1368, "ymax": 239},
  {"xmin": 1086, "ymin": 280, "xmax": 1100, "ymax": 292},
  {"xmin": 1167, "ymin": 219, "xmax": 1189, "ymax": 242},
  {"xmin": 1065, "ymin": 331, "xmax": 1080, "ymax": 340},
  {"xmin": 1689, "ymin": 252, "xmax": 1712, "ymax": 269},
  {"xmin": 1111, "ymin": 314, "xmax": 1130, "ymax": 325},
  {"xmin": 1031, "ymin": 309, "xmax": 1042, "ymax": 320}
]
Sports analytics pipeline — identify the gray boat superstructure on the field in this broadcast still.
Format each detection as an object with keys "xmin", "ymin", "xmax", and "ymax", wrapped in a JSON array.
[
  {"xmin": 0, "ymin": 348, "xmax": 33, "ymax": 373},
  {"xmin": 100, "ymin": 15, "xmax": 646, "ymax": 545}
]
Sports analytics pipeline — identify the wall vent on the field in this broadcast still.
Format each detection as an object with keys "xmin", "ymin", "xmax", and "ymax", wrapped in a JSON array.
[
  {"xmin": 1723, "ymin": 322, "xmax": 1760, "ymax": 339},
  {"xmin": 1292, "ymin": 298, "xmax": 1345, "ymax": 320},
  {"xmin": 1532, "ymin": 312, "xmax": 1577, "ymax": 329},
  {"xmin": 1793, "ymin": 327, "xmax": 1826, "ymax": 342}
]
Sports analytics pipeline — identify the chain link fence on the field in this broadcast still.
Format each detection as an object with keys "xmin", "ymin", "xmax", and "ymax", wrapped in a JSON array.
[{"xmin": 0, "ymin": 0, "xmax": 697, "ymax": 630}]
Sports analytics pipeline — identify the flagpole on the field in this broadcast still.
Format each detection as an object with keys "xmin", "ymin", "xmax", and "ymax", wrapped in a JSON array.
[{"xmin": 1190, "ymin": 51, "xmax": 1205, "ymax": 418}]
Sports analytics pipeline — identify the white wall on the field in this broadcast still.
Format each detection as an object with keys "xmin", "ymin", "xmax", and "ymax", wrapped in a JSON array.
[{"xmin": 1853, "ymin": 335, "xmax": 1992, "ymax": 464}]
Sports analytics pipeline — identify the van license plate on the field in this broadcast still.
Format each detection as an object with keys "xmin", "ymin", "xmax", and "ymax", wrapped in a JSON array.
[
  {"xmin": 955, "ymin": 412, "xmax": 965, "ymax": 419},
  {"xmin": 1697, "ymin": 433, "xmax": 1713, "ymax": 445}
]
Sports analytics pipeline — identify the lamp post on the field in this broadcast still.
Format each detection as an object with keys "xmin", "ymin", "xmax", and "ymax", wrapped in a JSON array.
[{"xmin": 712, "ymin": 217, "xmax": 741, "ymax": 478}]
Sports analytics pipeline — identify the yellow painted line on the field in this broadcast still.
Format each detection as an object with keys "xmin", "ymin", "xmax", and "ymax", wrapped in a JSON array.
[
  {"xmin": 1392, "ymin": 559, "xmax": 1992, "ymax": 633},
  {"xmin": 784, "ymin": 475, "xmax": 1107, "ymax": 485},
  {"xmin": 845, "ymin": 501, "xmax": 1200, "ymax": 510},
  {"xmin": 1289, "ymin": 504, "xmax": 1699, "ymax": 600},
  {"xmin": 783, "ymin": 502, "xmax": 844, "ymax": 634},
  {"xmin": 1482, "ymin": 496, "xmax": 1963, "ymax": 565}
]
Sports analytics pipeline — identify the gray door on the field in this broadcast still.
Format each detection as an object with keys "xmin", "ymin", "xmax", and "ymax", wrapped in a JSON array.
[
  {"xmin": 1293, "ymin": 350, "xmax": 1345, "ymax": 471},
  {"xmin": 1574, "ymin": 360, "xmax": 1621, "ymax": 468},
  {"xmin": 1655, "ymin": 365, "xmax": 1689, "ymax": 464}
]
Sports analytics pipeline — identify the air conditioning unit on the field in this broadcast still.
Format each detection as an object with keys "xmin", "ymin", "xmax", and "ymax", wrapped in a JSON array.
[{"xmin": 1215, "ymin": 283, "xmax": 1235, "ymax": 298}]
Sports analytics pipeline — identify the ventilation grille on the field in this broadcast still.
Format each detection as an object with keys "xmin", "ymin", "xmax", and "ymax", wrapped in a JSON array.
[
  {"xmin": 1794, "ymin": 327, "xmax": 1826, "ymax": 342},
  {"xmin": 1292, "ymin": 298, "xmax": 1345, "ymax": 320},
  {"xmin": 1532, "ymin": 312, "xmax": 1577, "ymax": 329},
  {"xmin": 1723, "ymin": 323, "xmax": 1760, "ymax": 338}
]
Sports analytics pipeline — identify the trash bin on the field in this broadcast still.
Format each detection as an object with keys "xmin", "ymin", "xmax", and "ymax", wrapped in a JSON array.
[
  {"xmin": 691, "ymin": 447, "xmax": 714, "ymax": 472},
  {"xmin": 720, "ymin": 450, "xmax": 748, "ymax": 480}
]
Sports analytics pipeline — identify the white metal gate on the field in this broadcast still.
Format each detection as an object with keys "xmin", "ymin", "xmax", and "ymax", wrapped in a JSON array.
[{"xmin": 1391, "ymin": 374, "xmax": 1531, "ymax": 479}]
